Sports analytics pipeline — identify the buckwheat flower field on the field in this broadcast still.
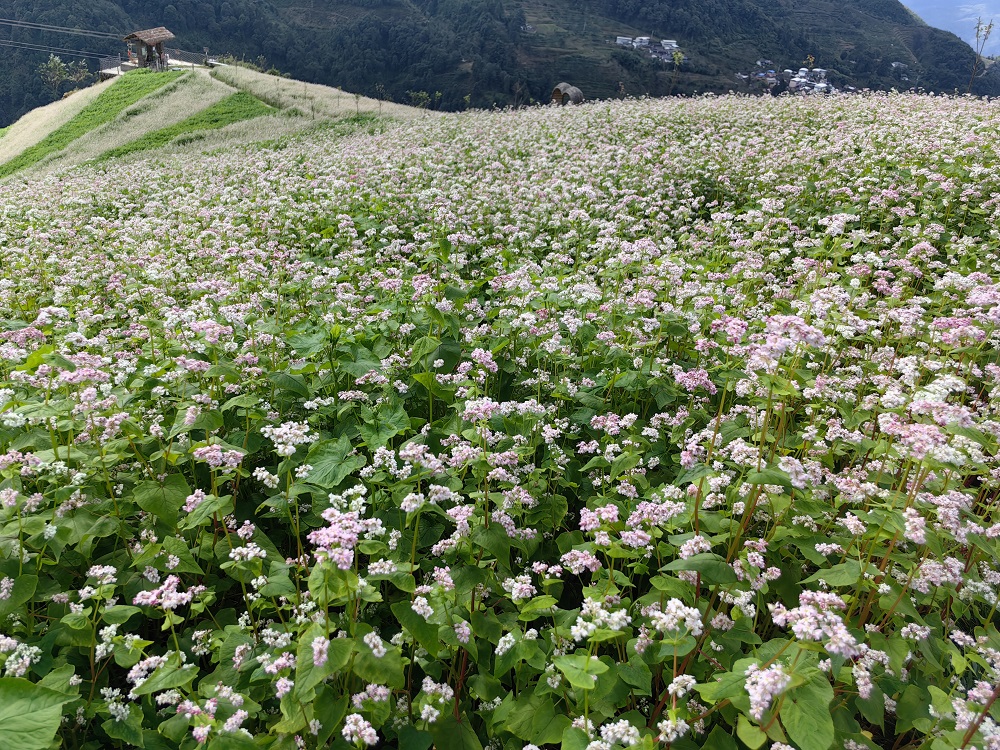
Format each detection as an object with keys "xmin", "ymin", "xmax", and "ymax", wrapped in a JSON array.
[{"xmin": 0, "ymin": 91, "xmax": 998, "ymax": 750}]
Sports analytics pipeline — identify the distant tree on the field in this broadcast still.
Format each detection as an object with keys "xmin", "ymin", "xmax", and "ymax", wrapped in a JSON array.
[
  {"xmin": 67, "ymin": 61, "xmax": 93, "ymax": 90},
  {"xmin": 406, "ymin": 90, "xmax": 430, "ymax": 108},
  {"xmin": 668, "ymin": 50, "xmax": 684, "ymax": 95},
  {"xmin": 970, "ymin": 17, "xmax": 994, "ymax": 93},
  {"xmin": 38, "ymin": 56, "xmax": 69, "ymax": 100}
]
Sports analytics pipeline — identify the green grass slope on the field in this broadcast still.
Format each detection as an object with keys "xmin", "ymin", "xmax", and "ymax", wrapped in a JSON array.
[
  {"xmin": 0, "ymin": 79, "xmax": 118, "ymax": 167},
  {"xmin": 96, "ymin": 92, "xmax": 274, "ymax": 161},
  {"xmin": 33, "ymin": 70, "xmax": 233, "ymax": 173},
  {"xmin": 0, "ymin": 65, "xmax": 423, "ymax": 178},
  {"xmin": 0, "ymin": 70, "xmax": 182, "ymax": 179}
]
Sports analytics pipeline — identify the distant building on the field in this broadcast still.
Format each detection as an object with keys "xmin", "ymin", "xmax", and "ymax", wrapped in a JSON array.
[
  {"xmin": 788, "ymin": 67, "xmax": 835, "ymax": 94},
  {"xmin": 123, "ymin": 27, "xmax": 175, "ymax": 70},
  {"xmin": 615, "ymin": 34, "xmax": 684, "ymax": 63}
]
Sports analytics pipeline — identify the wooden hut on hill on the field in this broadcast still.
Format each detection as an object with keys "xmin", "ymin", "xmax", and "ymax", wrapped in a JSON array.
[
  {"xmin": 124, "ymin": 27, "xmax": 175, "ymax": 70},
  {"xmin": 551, "ymin": 82, "xmax": 584, "ymax": 105}
]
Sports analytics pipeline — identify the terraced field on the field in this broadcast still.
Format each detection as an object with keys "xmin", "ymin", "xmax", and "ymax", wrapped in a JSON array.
[{"xmin": 0, "ymin": 66, "xmax": 411, "ymax": 180}]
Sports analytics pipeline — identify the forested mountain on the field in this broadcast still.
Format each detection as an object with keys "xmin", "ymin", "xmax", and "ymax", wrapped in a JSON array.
[{"xmin": 0, "ymin": 0, "xmax": 995, "ymax": 125}]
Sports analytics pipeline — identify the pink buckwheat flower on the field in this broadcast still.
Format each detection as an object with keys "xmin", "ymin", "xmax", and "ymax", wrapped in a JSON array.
[
  {"xmin": 312, "ymin": 636, "xmax": 330, "ymax": 667},
  {"xmin": 769, "ymin": 591, "xmax": 860, "ymax": 657},
  {"xmin": 342, "ymin": 713, "xmax": 378, "ymax": 746},
  {"xmin": 745, "ymin": 663, "xmax": 792, "ymax": 720}
]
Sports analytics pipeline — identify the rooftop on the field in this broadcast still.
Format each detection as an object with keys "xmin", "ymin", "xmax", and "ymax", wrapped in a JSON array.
[{"xmin": 123, "ymin": 27, "xmax": 175, "ymax": 45}]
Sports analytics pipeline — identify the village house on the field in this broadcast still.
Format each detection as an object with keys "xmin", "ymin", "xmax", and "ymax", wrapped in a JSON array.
[
  {"xmin": 738, "ymin": 60, "xmax": 835, "ymax": 94},
  {"xmin": 100, "ymin": 27, "xmax": 212, "ymax": 79},
  {"xmin": 615, "ymin": 35, "xmax": 682, "ymax": 53},
  {"xmin": 613, "ymin": 33, "xmax": 686, "ymax": 65},
  {"xmin": 787, "ymin": 67, "xmax": 834, "ymax": 94},
  {"xmin": 123, "ymin": 27, "xmax": 176, "ymax": 70}
]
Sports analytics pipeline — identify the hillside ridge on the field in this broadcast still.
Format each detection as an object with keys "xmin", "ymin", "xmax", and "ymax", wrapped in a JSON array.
[
  {"xmin": 0, "ymin": 65, "xmax": 423, "ymax": 179},
  {"xmin": 0, "ymin": 0, "xmax": 995, "ymax": 126}
]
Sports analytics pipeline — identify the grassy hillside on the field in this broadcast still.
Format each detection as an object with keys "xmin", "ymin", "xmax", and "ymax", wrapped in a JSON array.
[
  {"xmin": 0, "ymin": 64, "xmax": 422, "ymax": 178},
  {"xmin": 207, "ymin": 65, "xmax": 428, "ymax": 120},
  {"xmin": 0, "ymin": 80, "xmax": 117, "ymax": 166},
  {"xmin": 38, "ymin": 70, "xmax": 235, "ymax": 171},
  {"xmin": 0, "ymin": 70, "xmax": 182, "ymax": 178},
  {"xmin": 96, "ymin": 92, "xmax": 275, "ymax": 161}
]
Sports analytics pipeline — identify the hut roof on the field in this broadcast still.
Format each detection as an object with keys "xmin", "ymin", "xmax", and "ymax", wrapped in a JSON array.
[
  {"xmin": 124, "ymin": 27, "xmax": 175, "ymax": 45},
  {"xmin": 551, "ymin": 82, "xmax": 584, "ymax": 105}
]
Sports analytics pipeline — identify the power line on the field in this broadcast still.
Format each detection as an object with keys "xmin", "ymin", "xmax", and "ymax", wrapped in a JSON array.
[
  {"xmin": 0, "ymin": 17, "xmax": 122, "ymax": 40},
  {"xmin": 0, "ymin": 17, "xmax": 121, "ymax": 39},
  {"xmin": 0, "ymin": 39, "xmax": 111, "ymax": 60},
  {"xmin": 0, "ymin": 41, "xmax": 107, "ymax": 60}
]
